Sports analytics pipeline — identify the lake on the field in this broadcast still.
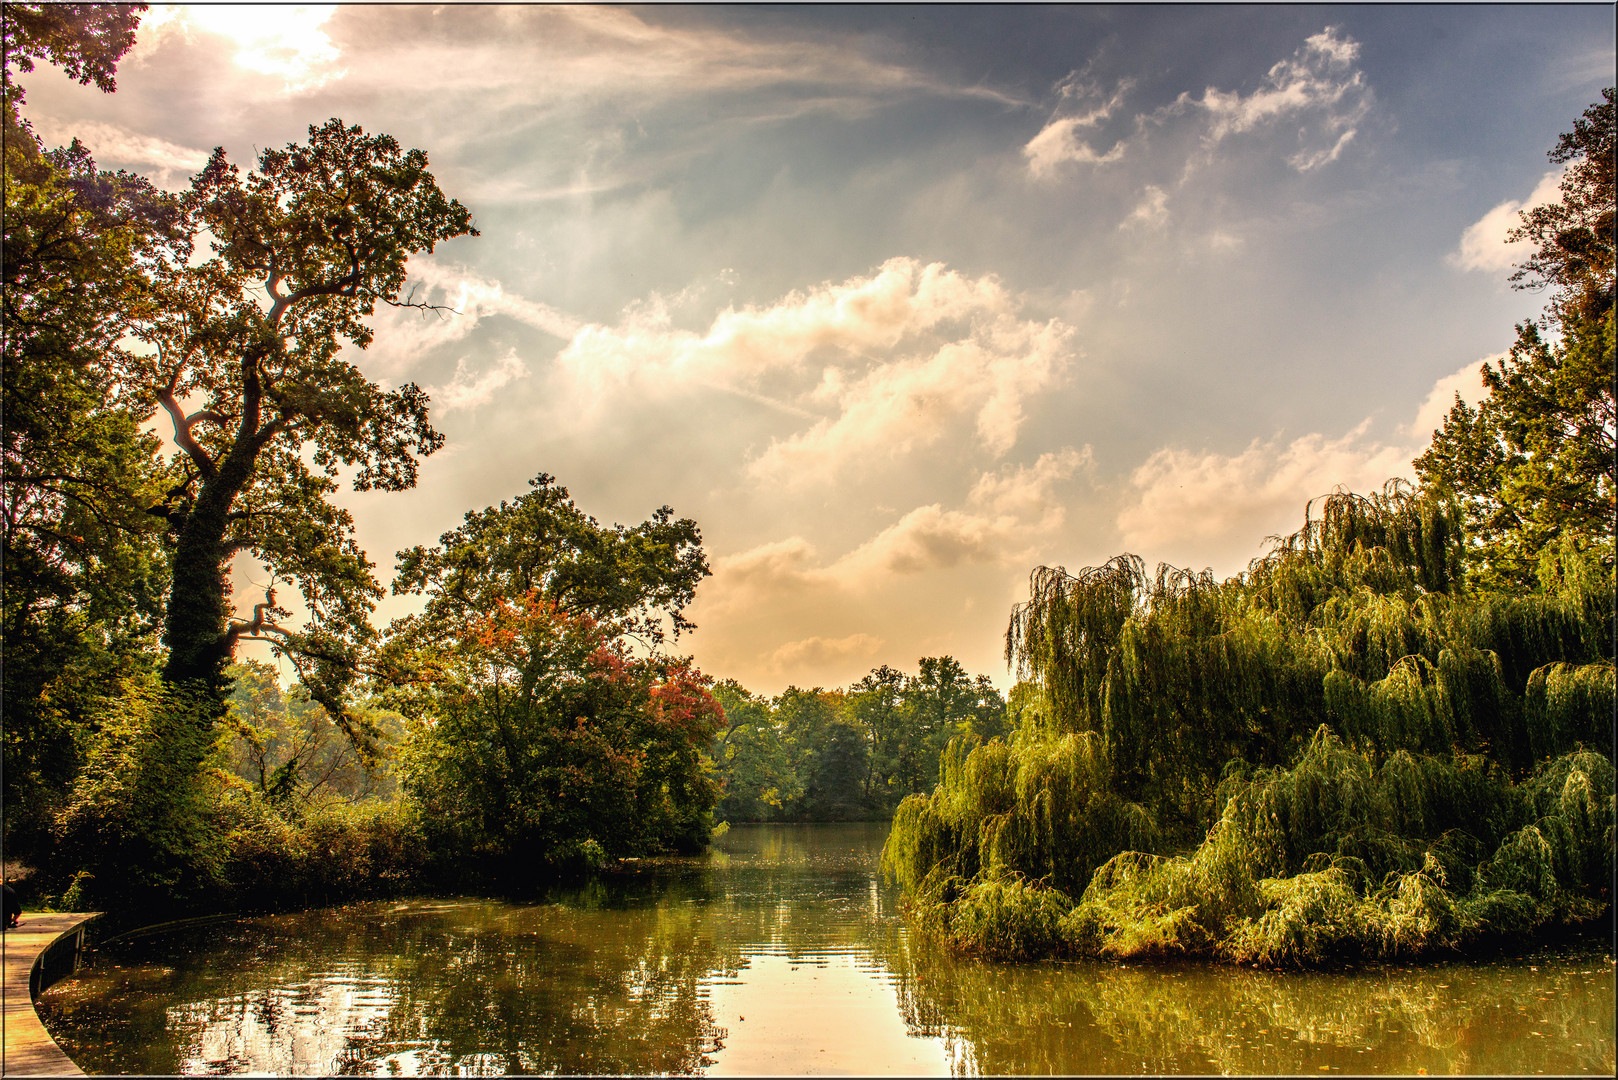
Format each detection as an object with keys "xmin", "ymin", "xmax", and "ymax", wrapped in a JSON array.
[{"xmin": 38, "ymin": 822, "xmax": 1616, "ymax": 1075}]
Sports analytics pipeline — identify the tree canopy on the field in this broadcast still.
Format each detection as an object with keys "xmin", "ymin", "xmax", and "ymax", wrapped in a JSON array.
[
  {"xmin": 885, "ymin": 91, "xmax": 1616, "ymax": 966},
  {"xmin": 390, "ymin": 471, "xmax": 709, "ymax": 652},
  {"xmin": 710, "ymin": 658, "xmax": 1007, "ymax": 822},
  {"xmin": 141, "ymin": 120, "xmax": 476, "ymax": 736},
  {"xmin": 1508, "ymin": 87, "xmax": 1615, "ymax": 327},
  {"xmin": 2, "ymin": 0, "xmax": 180, "ymax": 853},
  {"xmin": 1415, "ymin": 88, "xmax": 1616, "ymax": 591}
]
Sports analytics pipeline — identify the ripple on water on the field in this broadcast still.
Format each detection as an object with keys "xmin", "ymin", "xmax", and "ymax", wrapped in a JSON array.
[{"xmin": 35, "ymin": 824, "xmax": 1617, "ymax": 1076}]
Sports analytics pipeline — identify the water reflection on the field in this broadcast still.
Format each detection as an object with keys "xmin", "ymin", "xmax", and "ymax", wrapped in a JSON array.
[
  {"xmin": 38, "ymin": 823, "xmax": 1615, "ymax": 1076},
  {"xmin": 888, "ymin": 941, "xmax": 1616, "ymax": 1076}
]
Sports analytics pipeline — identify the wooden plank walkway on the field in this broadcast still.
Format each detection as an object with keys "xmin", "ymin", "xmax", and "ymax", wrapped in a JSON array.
[{"xmin": 2, "ymin": 913, "xmax": 98, "ymax": 1077}]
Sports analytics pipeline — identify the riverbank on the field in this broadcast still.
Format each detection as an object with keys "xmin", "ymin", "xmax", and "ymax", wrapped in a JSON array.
[{"xmin": 33, "ymin": 824, "xmax": 1616, "ymax": 1075}]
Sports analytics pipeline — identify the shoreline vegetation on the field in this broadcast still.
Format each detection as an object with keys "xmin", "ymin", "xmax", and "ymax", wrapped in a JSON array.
[
  {"xmin": 3, "ymin": 7, "xmax": 1612, "ymax": 974},
  {"xmin": 880, "ymin": 86, "xmax": 1615, "ymax": 967},
  {"xmin": 882, "ymin": 487, "xmax": 1613, "ymax": 965}
]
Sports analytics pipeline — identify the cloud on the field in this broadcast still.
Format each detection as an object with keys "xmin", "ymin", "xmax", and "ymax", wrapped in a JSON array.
[
  {"xmin": 557, "ymin": 258, "xmax": 1075, "ymax": 484},
  {"xmin": 1288, "ymin": 129, "xmax": 1357, "ymax": 172},
  {"xmin": 706, "ymin": 447, "xmax": 1090, "ymax": 614},
  {"xmin": 1121, "ymin": 185, "xmax": 1169, "ymax": 229},
  {"xmin": 425, "ymin": 349, "xmax": 526, "ymax": 414},
  {"xmin": 749, "ymin": 321, "xmax": 1072, "ymax": 482},
  {"xmin": 710, "ymin": 536, "xmax": 825, "ymax": 601},
  {"xmin": 27, "ymin": 117, "xmax": 207, "ymax": 188},
  {"xmin": 1449, "ymin": 170, "xmax": 1564, "ymax": 274},
  {"xmin": 497, "ymin": 5, "xmax": 1011, "ymax": 106},
  {"xmin": 366, "ymin": 258, "xmax": 581, "ymax": 373},
  {"xmin": 1118, "ymin": 421, "xmax": 1413, "ymax": 565},
  {"xmin": 312, "ymin": 3, "xmax": 1017, "ymax": 193},
  {"xmin": 1026, "ymin": 27, "xmax": 1370, "ymax": 184},
  {"xmin": 969, "ymin": 446, "xmax": 1093, "ymax": 517},
  {"xmin": 1405, "ymin": 356, "xmax": 1495, "ymax": 440},
  {"xmin": 1187, "ymin": 26, "xmax": 1371, "ymax": 171},
  {"xmin": 766, "ymin": 633, "xmax": 883, "ymax": 675},
  {"xmin": 1023, "ymin": 80, "xmax": 1132, "ymax": 177},
  {"xmin": 835, "ymin": 447, "xmax": 1089, "ymax": 578},
  {"xmin": 1116, "ymin": 355, "xmax": 1498, "ymax": 573},
  {"xmin": 134, "ymin": 5, "xmax": 345, "ymax": 92}
]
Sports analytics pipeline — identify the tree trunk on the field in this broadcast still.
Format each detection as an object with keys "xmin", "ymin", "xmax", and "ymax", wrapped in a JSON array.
[{"xmin": 159, "ymin": 445, "xmax": 256, "ymax": 704}]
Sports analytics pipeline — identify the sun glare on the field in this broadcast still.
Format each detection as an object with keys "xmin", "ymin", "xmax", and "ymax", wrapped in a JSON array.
[{"xmin": 143, "ymin": 4, "xmax": 343, "ymax": 91}]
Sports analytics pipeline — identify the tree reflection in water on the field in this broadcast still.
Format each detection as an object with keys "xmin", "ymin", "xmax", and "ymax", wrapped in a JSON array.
[
  {"xmin": 885, "ymin": 934, "xmax": 1615, "ymax": 1075},
  {"xmin": 38, "ymin": 824, "xmax": 1616, "ymax": 1076}
]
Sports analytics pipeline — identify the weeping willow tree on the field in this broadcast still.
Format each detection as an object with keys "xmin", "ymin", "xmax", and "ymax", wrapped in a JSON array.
[{"xmin": 885, "ymin": 481, "xmax": 1614, "ymax": 965}]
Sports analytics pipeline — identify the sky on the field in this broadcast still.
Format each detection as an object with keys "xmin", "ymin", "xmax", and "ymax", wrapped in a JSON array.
[{"xmin": 20, "ymin": 3, "xmax": 1615, "ymax": 694}]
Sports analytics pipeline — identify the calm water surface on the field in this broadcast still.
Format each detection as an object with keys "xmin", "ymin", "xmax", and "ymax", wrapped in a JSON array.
[{"xmin": 39, "ymin": 823, "xmax": 1616, "ymax": 1075}]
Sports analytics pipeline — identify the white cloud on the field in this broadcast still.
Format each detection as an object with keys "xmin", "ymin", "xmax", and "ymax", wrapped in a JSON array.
[
  {"xmin": 367, "ymin": 259, "xmax": 580, "ymax": 373},
  {"xmin": 706, "ymin": 447, "xmax": 1089, "ymax": 615},
  {"xmin": 1449, "ymin": 170, "xmax": 1564, "ymax": 274},
  {"xmin": 969, "ymin": 446, "xmax": 1093, "ymax": 517},
  {"xmin": 1121, "ymin": 185, "xmax": 1169, "ymax": 229},
  {"xmin": 516, "ymin": 5, "xmax": 1013, "ymax": 106},
  {"xmin": 1405, "ymin": 356, "xmax": 1495, "ymax": 440},
  {"xmin": 557, "ymin": 258, "xmax": 1077, "ymax": 484},
  {"xmin": 1189, "ymin": 26, "xmax": 1371, "ymax": 171},
  {"xmin": 1289, "ymin": 128, "xmax": 1357, "ymax": 172},
  {"xmin": 1116, "ymin": 354, "xmax": 1499, "ymax": 573},
  {"xmin": 314, "ymin": 3, "xmax": 1017, "ymax": 175},
  {"xmin": 838, "ymin": 447, "xmax": 1089, "ymax": 578},
  {"xmin": 134, "ymin": 5, "xmax": 345, "ymax": 92},
  {"xmin": 27, "ymin": 117, "xmax": 206, "ymax": 188},
  {"xmin": 748, "ymin": 322, "xmax": 1071, "ymax": 482},
  {"xmin": 710, "ymin": 536, "xmax": 825, "ymax": 601},
  {"xmin": 766, "ymin": 633, "xmax": 883, "ymax": 675},
  {"xmin": 1118, "ymin": 421, "xmax": 1412, "ymax": 564},
  {"xmin": 1026, "ymin": 27, "xmax": 1370, "ymax": 184},
  {"xmin": 426, "ymin": 349, "xmax": 526, "ymax": 414},
  {"xmin": 1023, "ymin": 81, "xmax": 1132, "ymax": 177}
]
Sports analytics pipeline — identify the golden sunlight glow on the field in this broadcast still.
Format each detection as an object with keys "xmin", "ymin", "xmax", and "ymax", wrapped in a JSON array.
[{"xmin": 143, "ymin": 4, "xmax": 343, "ymax": 90}]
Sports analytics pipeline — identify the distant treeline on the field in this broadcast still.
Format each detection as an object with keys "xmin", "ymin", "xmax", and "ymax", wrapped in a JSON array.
[{"xmin": 709, "ymin": 659, "xmax": 1006, "ymax": 822}]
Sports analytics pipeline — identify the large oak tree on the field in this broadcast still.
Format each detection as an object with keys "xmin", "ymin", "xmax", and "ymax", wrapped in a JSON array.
[{"xmin": 136, "ymin": 121, "xmax": 476, "ymax": 745}]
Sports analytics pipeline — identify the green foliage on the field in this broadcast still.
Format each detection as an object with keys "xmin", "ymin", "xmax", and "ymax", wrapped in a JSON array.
[
  {"xmin": 887, "ymin": 481, "xmax": 1614, "ymax": 966},
  {"xmin": 1, "ymin": 4, "xmax": 142, "ymax": 104},
  {"xmin": 1055, "ymin": 735, "xmax": 1613, "ymax": 967},
  {"xmin": 50, "ymin": 672, "xmax": 225, "ymax": 909},
  {"xmin": 211, "ymin": 797, "xmax": 428, "ymax": 910},
  {"xmin": 1, "ymin": 2, "xmax": 180, "ymax": 858},
  {"xmin": 709, "ymin": 658, "xmax": 1008, "ymax": 822},
  {"xmin": 222, "ymin": 660, "xmax": 401, "ymax": 808},
  {"xmin": 1507, "ymin": 87, "xmax": 1614, "ymax": 327},
  {"xmin": 778, "ymin": 686, "xmax": 868, "ymax": 819},
  {"xmin": 391, "ymin": 590, "xmax": 723, "ymax": 880},
  {"xmin": 391, "ymin": 471, "xmax": 709, "ymax": 648},
  {"xmin": 886, "ymin": 727, "xmax": 1156, "ymax": 901},
  {"xmin": 380, "ymin": 480, "xmax": 722, "ymax": 877},
  {"xmin": 145, "ymin": 117, "xmax": 476, "ymax": 727},
  {"xmin": 931, "ymin": 873, "xmax": 1074, "ymax": 960},
  {"xmin": 1415, "ymin": 88, "xmax": 1616, "ymax": 590},
  {"xmin": 711, "ymin": 680, "xmax": 801, "ymax": 820}
]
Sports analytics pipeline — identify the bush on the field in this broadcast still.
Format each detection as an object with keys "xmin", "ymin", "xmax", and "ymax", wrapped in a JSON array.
[
  {"xmin": 51, "ymin": 673, "xmax": 225, "ymax": 910},
  {"xmin": 886, "ymin": 486, "xmax": 1613, "ymax": 966},
  {"xmin": 212, "ymin": 795, "xmax": 430, "ymax": 909}
]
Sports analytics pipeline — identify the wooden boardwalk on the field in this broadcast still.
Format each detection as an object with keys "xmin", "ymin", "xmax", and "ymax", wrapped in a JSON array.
[{"xmin": 2, "ymin": 913, "xmax": 97, "ymax": 1077}]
